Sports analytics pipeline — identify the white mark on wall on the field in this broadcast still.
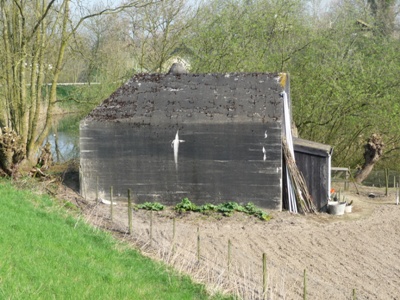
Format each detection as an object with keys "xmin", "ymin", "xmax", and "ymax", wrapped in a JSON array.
[
  {"xmin": 171, "ymin": 130, "xmax": 185, "ymax": 170},
  {"xmin": 264, "ymin": 130, "xmax": 268, "ymax": 139},
  {"xmin": 166, "ymin": 87, "xmax": 183, "ymax": 92},
  {"xmin": 175, "ymin": 191, "xmax": 190, "ymax": 194},
  {"xmin": 99, "ymin": 198, "xmax": 117, "ymax": 205},
  {"xmin": 98, "ymin": 191, "xmax": 117, "ymax": 205},
  {"xmin": 263, "ymin": 147, "xmax": 266, "ymax": 161}
]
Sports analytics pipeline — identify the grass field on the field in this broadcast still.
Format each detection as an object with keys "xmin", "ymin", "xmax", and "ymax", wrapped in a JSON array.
[{"xmin": 0, "ymin": 181, "xmax": 230, "ymax": 300}]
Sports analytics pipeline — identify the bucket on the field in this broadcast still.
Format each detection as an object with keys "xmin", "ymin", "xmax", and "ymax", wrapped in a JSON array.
[
  {"xmin": 328, "ymin": 201, "xmax": 346, "ymax": 215},
  {"xmin": 345, "ymin": 205, "xmax": 353, "ymax": 213}
]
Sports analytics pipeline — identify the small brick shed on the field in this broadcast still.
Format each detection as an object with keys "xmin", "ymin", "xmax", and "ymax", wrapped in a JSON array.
[{"xmin": 79, "ymin": 72, "xmax": 331, "ymax": 210}]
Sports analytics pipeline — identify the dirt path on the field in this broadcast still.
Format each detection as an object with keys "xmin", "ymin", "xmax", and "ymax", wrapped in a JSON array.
[{"xmin": 64, "ymin": 181, "xmax": 400, "ymax": 299}]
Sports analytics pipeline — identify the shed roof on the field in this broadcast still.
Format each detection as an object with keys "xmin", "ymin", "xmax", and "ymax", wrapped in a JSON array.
[
  {"xmin": 85, "ymin": 72, "xmax": 283, "ymax": 125},
  {"xmin": 293, "ymin": 137, "xmax": 333, "ymax": 157}
]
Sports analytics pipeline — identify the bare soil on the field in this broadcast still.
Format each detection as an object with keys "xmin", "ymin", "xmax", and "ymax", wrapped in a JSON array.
[{"xmin": 56, "ymin": 166, "xmax": 400, "ymax": 299}]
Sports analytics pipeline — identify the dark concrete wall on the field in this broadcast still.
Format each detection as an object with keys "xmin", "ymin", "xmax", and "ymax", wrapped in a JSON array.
[
  {"xmin": 80, "ymin": 122, "xmax": 282, "ymax": 209},
  {"xmin": 80, "ymin": 73, "xmax": 283, "ymax": 210}
]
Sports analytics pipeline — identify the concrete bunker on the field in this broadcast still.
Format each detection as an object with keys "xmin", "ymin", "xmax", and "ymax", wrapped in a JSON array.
[{"xmin": 80, "ymin": 72, "xmax": 330, "ymax": 211}]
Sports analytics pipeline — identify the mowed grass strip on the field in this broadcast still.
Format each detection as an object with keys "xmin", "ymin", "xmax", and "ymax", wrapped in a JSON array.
[{"xmin": 0, "ymin": 182, "xmax": 229, "ymax": 300}]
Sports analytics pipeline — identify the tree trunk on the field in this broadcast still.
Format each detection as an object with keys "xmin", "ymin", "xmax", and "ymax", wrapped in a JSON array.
[
  {"xmin": 354, "ymin": 133, "xmax": 384, "ymax": 183},
  {"xmin": 32, "ymin": 1, "xmax": 69, "ymax": 159},
  {"xmin": 1, "ymin": 0, "xmax": 148, "ymax": 166},
  {"xmin": 0, "ymin": 127, "xmax": 26, "ymax": 177}
]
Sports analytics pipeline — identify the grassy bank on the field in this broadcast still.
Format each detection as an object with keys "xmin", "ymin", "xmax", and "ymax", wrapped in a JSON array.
[{"xmin": 0, "ymin": 181, "xmax": 229, "ymax": 300}]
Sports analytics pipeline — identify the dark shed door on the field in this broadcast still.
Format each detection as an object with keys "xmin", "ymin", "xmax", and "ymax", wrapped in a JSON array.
[{"xmin": 293, "ymin": 138, "xmax": 332, "ymax": 212}]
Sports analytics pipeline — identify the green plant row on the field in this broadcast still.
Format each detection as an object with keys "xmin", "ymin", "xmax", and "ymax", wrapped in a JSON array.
[
  {"xmin": 136, "ymin": 202, "xmax": 165, "ymax": 211},
  {"xmin": 136, "ymin": 198, "xmax": 271, "ymax": 221}
]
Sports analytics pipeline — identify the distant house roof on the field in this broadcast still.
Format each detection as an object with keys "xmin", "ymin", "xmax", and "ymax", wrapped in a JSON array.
[
  {"xmin": 356, "ymin": 19, "xmax": 372, "ymax": 30},
  {"xmin": 85, "ymin": 72, "xmax": 282, "ymax": 125}
]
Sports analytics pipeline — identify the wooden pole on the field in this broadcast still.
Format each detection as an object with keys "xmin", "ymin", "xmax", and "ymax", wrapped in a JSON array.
[
  {"xmin": 262, "ymin": 253, "xmax": 267, "ymax": 299},
  {"xmin": 150, "ymin": 210, "xmax": 153, "ymax": 246},
  {"xmin": 172, "ymin": 217, "xmax": 176, "ymax": 254},
  {"xmin": 197, "ymin": 226, "xmax": 200, "ymax": 264},
  {"xmin": 110, "ymin": 186, "xmax": 113, "ymax": 221},
  {"xmin": 228, "ymin": 239, "xmax": 232, "ymax": 276},
  {"xmin": 96, "ymin": 176, "xmax": 99, "ymax": 203},
  {"xmin": 385, "ymin": 168, "xmax": 389, "ymax": 196},
  {"xmin": 173, "ymin": 217, "xmax": 176, "ymax": 241},
  {"xmin": 348, "ymin": 167, "xmax": 360, "ymax": 195},
  {"xmin": 303, "ymin": 269, "xmax": 307, "ymax": 300},
  {"xmin": 128, "ymin": 189, "xmax": 132, "ymax": 235}
]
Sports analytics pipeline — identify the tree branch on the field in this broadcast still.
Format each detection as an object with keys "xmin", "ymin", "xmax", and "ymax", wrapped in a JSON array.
[
  {"xmin": 71, "ymin": 1, "xmax": 162, "ymax": 34},
  {"xmin": 28, "ymin": 0, "xmax": 57, "ymax": 43}
]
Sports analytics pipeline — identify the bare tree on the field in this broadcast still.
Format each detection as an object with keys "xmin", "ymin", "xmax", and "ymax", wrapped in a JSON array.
[
  {"xmin": 0, "ymin": 0, "xmax": 158, "ymax": 176},
  {"xmin": 367, "ymin": 0, "xmax": 398, "ymax": 35},
  {"xmin": 354, "ymin": 134, "xmax": 384, "ymax": 183},
  {"xmin": 126, "ymin": 0, "xmax": 195, "ymax": 73},
  {"xmin": 77, "ymin": 10, "xmax": 134, "ymax": 83}
]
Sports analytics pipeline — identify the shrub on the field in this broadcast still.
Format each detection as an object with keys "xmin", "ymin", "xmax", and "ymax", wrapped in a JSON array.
[{"xmin": 137, "ymin": 202, "xmax": 165, "ymax": 211}]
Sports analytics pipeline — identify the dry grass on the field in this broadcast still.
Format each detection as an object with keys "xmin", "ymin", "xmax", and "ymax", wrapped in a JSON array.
[{"xmin": 82, "ymin": 202, "xmax": 309, "ymax": 300}]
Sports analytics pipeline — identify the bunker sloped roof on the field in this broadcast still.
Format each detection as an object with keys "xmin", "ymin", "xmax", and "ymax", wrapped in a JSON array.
[{"xmin": 85, "ymin": 72, "xmax": 283, "ymax": 125}]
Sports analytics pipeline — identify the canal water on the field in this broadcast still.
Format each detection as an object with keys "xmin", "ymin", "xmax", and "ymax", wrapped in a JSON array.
[{"xmin": 45, "ymin": 114, "xmax": 80, "ymax": 162}]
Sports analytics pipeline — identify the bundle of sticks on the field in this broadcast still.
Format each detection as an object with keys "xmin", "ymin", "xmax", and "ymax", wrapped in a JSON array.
[{"xmin": 282, "ymin": 138, "xmax": 316, "ymax": 214}]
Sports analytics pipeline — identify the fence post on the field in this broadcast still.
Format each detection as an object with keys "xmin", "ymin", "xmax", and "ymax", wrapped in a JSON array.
[
  {"xmin": 385, "ymin": 168, "xmax": 389, "ymax": 196},
  {"xmin": 172, "ymin": 217, "xmax": 176, "ymax": 254},
  {"xmin": 348, "ymin": 167, "xmax": 360, "ymax": 195},
  {"xmin": 197, "ymin": 226, "xmax": 200, "ymax": 264},
  {"xmin": 150, "ymin": 210, "xmax": 153, "ymax": 246},
  {"xmin": 110, "ymin": 186, "xmax": 113, "ymax": 221},
  {"xmin": 345, "ymin": 168, "xmax": 350, "ymax": 191},
  {"xmin": 96, "ymin": 176, "xmax": 99, "ymax": 203},
  {"xmin": 128, "ymin": 189, "xmax": 132, "ymax": 235},
  {"xmin": 303, "ymin": 269, "xmax": 307, "ymax": 300},
  {"xmin": 262, "ymin": 253, "xmax": 267, "ymax": 299},
  {"xmin": 228, "ymin": 239, "xmax": 232, "ymax": 276}
]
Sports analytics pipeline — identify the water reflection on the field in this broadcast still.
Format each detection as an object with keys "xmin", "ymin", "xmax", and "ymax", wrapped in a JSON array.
[
  {"xmin": 45, "ymin": 114, "xmax": 80, "ymax": 162},
  {"xmin": 46, "ymin": 132, "xmax": 79, "ymax": 162}
]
